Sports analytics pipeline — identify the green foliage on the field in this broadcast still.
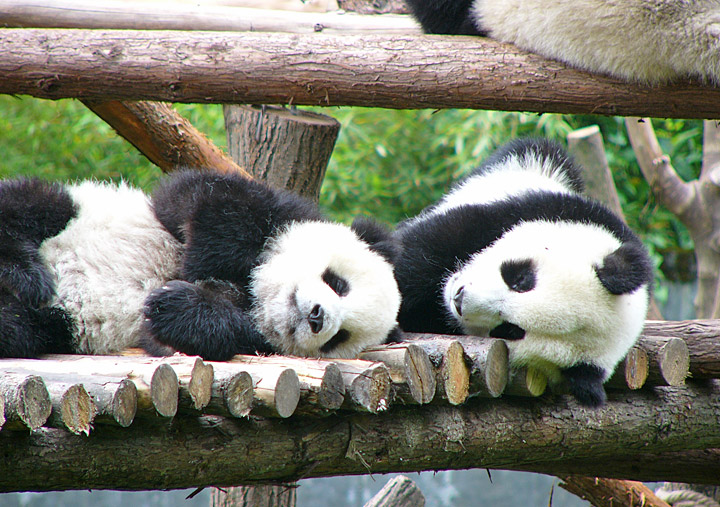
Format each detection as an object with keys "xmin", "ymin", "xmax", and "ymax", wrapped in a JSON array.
[
  {"xmin": 1, "ymin": 96, "xmax": 703, "ymax": 287},
  {"xmin": 0, "ymin": 96, "xmax": 162, "ymax": 189}
]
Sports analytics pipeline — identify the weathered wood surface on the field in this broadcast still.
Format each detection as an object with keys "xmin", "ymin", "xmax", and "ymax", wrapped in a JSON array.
[
  {"xmin": 1, "ymin": 381, "xmax": 720, "ymax": 492},
  {"xmin": 83, "ymin": 100, "xmax": 249, "ymax": 176},
  {"xmin": 224, "ymin": 105, "xmax": 340, "ymax": 200},
  {"xmin": 1, "ymin": 29, "xmax": 719, "ymax": 118},
  {"xmin": 644, "ymin": 319, "xmax": 720, "ymax": 378},
  {"xmin": 364, "ymin": 476, "xmax": 425, "ymax": 507},
  {"xmin": 0, "ymin": 1, "xmax": 418, "ymax": 34},
  {"xmin": 558, "ymin": 476, "xmax": 671, "ymax": 507}
]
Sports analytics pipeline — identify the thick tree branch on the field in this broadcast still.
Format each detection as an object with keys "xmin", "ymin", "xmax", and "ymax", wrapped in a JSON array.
[
  {"xmin": 1, "ymin": 382, "xmax": 720, "ymax": 492},
  {"xmin": 1, "ymin": 29, "xmax": 720, "ymax": 118}
]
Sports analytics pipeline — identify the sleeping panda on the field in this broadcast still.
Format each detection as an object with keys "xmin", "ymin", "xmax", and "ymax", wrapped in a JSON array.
[
  {"xmin": 393, "ymin": 138, "xmax": 653, "ymax": 406},
  {"xmin": 0, "ymin": 170, "xmax": 401, "ymax": 361},
  {"xmin": 404, "ymin": 0, "xmax": 720, "ymax": 85},
  {"xmin": 141, "ymin": 169, "xmax": 401, "ymax": 360}
]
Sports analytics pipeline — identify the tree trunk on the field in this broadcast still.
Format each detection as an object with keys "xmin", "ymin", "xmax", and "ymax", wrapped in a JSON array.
[{"xmin": 1, "ymin": 29, "xmax": 719, "ymax": 118}]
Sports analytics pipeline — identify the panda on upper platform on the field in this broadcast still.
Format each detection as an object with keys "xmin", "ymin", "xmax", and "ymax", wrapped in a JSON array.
[
  {"xmin": 404, "ymin": 0, "xmax": 720, "ymax": 85},
  {"xmin": 0, "ymin": 170, "xmax": 401, "ymax": 361},
  {"xmin": 393, "ymin": 138, "xmax": 653, "ymax": 407}
]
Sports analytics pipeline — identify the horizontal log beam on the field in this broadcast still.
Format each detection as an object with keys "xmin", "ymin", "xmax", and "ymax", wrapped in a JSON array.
[
  {"xmin": 1, "ymin": 381, "xmax": 720, "ymax": 492},
  {"xmin": 1, "ymin": 29, "xmax": 719, "ymax": 118}
]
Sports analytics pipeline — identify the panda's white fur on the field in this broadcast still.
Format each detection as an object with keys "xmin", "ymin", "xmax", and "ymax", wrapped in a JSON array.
[
  {"xmin": 251, "ymin": 221, "xmax": 401, "ymax": 358},
  {"xmin": 406, "ymin": 0, "xmax": 720, "ymax": 85},
  {"xmin": 2, "ymin": 171, "xmax": 401, "ymax": 361},
  {"xmin": 443, "ymin": 219, "xmax": 649, "ymax": 383},
  {"xmin": 393, "ymin": 138, "xmax": 653, "ymax": 406},
  {"xmin": 38, "ymin": 181, "xmax": 182, "ymax": 354}
]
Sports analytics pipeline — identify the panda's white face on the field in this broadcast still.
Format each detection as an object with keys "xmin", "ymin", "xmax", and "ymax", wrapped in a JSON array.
[
  {"xmin": 250, "ymin": 221, "xmax": 400, "ymax": 358},
  {"xmin": 444, "ymin": 220, "xmax": 649, "ymax": 376}
]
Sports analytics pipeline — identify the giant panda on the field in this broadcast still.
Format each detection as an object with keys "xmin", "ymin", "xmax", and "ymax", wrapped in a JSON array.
[
  {"xmin": 404, "ymin": 0, "xmax": 720, "ymax": 85},
  {"xmin": 0, "ymin": 170, "xmax": 401, "ymax": 361},
  {"xmin": 141, "ymin": 169, "xmax": 401, "ymax": 360},
  {"xmin": 393, "ymin": 138, "xmax": 654, "ymax": 406}
]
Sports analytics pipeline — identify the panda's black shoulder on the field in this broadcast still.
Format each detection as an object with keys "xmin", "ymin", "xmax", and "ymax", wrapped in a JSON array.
[
  {"xmin": 152, "ymin": 169, "xmax": 322, "ymax": 243},
  {"xmin": 0, "ymin": 178, "xmax": 76, "ymax": 244},
  {"xmin": 467, "ymin": 138, "xmax": 585, "ymax": 194},
  {"xmin": 405, "ymin": 0, "xmax": 486, "ymax": 35}
]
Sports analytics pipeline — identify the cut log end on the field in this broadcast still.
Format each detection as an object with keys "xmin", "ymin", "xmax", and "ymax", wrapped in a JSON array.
[
  {"xmin": 112, "ymin": 379, "xmax": 138, "ymax": 428},
  {"xmin": 404, "ymin": 344, "xmax": 437, "ymax": 405},
  {"xmin": 441, "ymin": 341, "xmax": 470, "ymax": 405},
  {"xmin": 188, "ymin": 358, "xmax": 214, "ymax": 410},
  {"xmin": 659, "ymin": 338, "xmax": 690, "ymax": 386},
  {"xmin": 150, "ymin": 363, "xmax": 179, "ymax": 418},
  {"xmin": 224, "ymin": 371, "xmax": 254, "ymax": 418},
  {"xmin": 318, "ymin": 362, "xmax": 346, "ymax": 410},
  {"xmin": 12, "ymin": 375, "xmax": 52, "ymax": 430},
  {"xmin": 58, "ymin": 384, "xmax": 96, "ymax": 436},
  {"xmin": 607, "ymin": 347, "xmax": 649, "ymax": 391},
  {"xmin": 478, "ymin": 340, "xmax": 509, "ymax": 398},
  {"xmin": 273, "ymin": 368, "xmax": 301, "ymax": 418},
  {"xmin": 506, "ymin": 367, "xmax": 547, "ymax": 398}
]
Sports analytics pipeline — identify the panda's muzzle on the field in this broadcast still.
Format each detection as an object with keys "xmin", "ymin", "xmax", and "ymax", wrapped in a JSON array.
[{"xmin": 308, "ymin": 304, "xmax": 324, "ymax": 333}]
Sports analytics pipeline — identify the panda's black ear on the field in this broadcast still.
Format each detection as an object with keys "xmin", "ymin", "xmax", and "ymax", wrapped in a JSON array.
[
  {"xmin": 351, "ymin": 216, "xmax": 401, "ymax": 264},
  {"xmin": 594, "ymin": 242, "xmax": 653, "ymax": 295}
]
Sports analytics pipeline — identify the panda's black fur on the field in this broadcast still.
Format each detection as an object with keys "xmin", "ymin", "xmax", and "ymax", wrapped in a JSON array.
[
  {"xmin": 405, "ymin": 0, "xmax": 720, "ymax": 85},
  {"xmin": 143, "ymin": 170, "xmax": 402, "ymax": 361},
  {"xmin": 0, "ymin": 170, "xmax": 401, "ymax": 361},
  {"xmin": 394, "ymin": 138, "xmax": 653, "ymax": 406}
]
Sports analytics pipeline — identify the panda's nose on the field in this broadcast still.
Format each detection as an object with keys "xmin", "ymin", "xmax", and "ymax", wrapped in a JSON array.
[
  {"xmin": 453, "ymin": 286, "xmax": 464, "ymax": 316},
  {"xmin": 308, "ymin": 304, "xmax": 324, "ymax": 333}
]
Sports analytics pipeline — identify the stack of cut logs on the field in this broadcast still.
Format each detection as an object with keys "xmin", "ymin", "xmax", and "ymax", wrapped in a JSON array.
[{"xmin": 0, "ymin": 320, "xmax": 716, "ymax": 435}]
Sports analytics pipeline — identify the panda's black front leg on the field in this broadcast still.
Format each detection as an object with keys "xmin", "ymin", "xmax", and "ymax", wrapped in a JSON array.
[
  {"xmin": 0, "ymin": 244, "xmax": 56, "ymax": 307},
  {"xmin": 561, "ymin": 362, "xmax": 607, "ymax": 407},
  {"xmin": 142, "ymin": 280, "xmax": 273, "ymax": 361}
]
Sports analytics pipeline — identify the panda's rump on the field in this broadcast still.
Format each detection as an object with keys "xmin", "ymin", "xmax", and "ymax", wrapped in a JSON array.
[{"xmin": 40, "ymin": 181, "xmax": 183, "ymax": 354}]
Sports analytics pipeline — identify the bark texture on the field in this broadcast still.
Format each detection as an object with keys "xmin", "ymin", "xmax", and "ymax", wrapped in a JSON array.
[{"xmin": 1, "ymin": 29, "xmax": 719, "ymax": 118}]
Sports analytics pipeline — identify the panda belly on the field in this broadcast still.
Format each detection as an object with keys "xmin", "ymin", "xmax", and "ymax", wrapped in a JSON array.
[{"xmin": 39, "ymin": 181, "xmax": 183, "ymax": 355}]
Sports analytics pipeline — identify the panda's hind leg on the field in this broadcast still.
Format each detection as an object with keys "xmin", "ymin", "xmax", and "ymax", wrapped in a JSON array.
[
  {"xmin": 142, "ymin": 279, "xmax": 273, "ymax": 361},
  {"xmin": 561, "ymin": 362, "xmax": 607, "ymax": 407},
  {"xmin": 0, "ymin": 289, "xmax": 74, "ymax": 358}
]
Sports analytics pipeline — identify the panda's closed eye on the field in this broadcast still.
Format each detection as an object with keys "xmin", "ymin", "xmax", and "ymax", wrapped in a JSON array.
[
  {"xmin": 500, "ymin": 259, "xmax": 537, "ymax": 292},
  {"xmin": 322, "ymin": 268, "xmax": 350, "ymax": 297}
]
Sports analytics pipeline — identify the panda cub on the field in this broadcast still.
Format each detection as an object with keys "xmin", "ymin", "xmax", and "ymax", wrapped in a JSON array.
[
  {"xmin": 142, "ymin": 169, "xmax": 401, "ymax": 361},
  {"xmin": 404, "ymin": 0, "xmax": 720, "ymax": 85},
  {"xmin": 0, "ymin": 171, "xmax": 401, "ymax": 362},
  {"xmin": 394, "ymin": 138, "xmax": 653, "ymax": 406},
  {"xmin": 0, "ymin": 178, "xmax": 182, "ymax": 357}
]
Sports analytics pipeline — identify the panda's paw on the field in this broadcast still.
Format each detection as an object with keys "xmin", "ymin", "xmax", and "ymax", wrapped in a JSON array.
[
  {"xmin": 562, "ymin": 362, "xmax": 607, "ymax": 407},
  {"xmin": 0, "ymin": 262, "xmax": 55, "ymax": 307},
  {"xmin": 143, "ymin": 280, "xmax": 201, "ymax": 345}
]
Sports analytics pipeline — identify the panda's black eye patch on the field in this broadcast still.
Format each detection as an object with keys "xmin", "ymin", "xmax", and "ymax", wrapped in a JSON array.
[
  {"xmin": 322, "ymin": 268, "xmax": 350, "ymax": 297},
  {"xmin": 501, "ymin": 259, "xmax": 536, "ymax": 293}
]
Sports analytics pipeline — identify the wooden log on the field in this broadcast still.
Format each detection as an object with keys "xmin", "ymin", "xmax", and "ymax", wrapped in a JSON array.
[
  {"xmin": 229, "ymin": 355, "xmax": 345, "ymax": 412},
  {"xmin": 363, "ymin": 475, "xmax": 425, "ymax": 507},
  {"xmin": 457, "ymin": 337, "xmax": 508, "ymax": 398},
  {"xmin": 559, "ymin": 476, "xmax": 671, "ymax": 507},
  {"xmin": 29, "ymin": 355, "xmax": 179, "ymax": 419},
  {"xmin": 207, "ymin": 369, "xmax": 255, "ymax": 419},
  {"xmin": 2, "ymin": 382, "xmax": 720, "ymax": 491},
  {"xmin": 360, "ymin": 342, "xmax": 436, "ymax": 404},
  {"xmin": 223, "ymin": 105, "xmax": 340, "ymax": 200},
  {"xmin": 210, "ymin": 484, "xmax": 298, "ymax": 507},
  {"xmin": 606, "ymin": 346, "xmax": 649, "ymax": 391},
  {"xmin": 211, "ymin": 361, "xmax": 300, "ymax": 418},
  {"xmin": 331, "ymin": 360, "xmax": 392, "ymax": 413},
  {"xmin": 85, "ymin": 378, "xmax": 137, "ymax": 428},
  {"xmin": 45, "ymin": 381, "xmax": 96, "ymax": 436},
  {"xmin": 2, "ymin": 29, "xmax": 720, "ymax": 119},
  {"xmin": 82, "ymin": 100, "xmax": 249, "ymax": 176},
  {"xmin": 505, "ymin": 366, "xmax": 547, "ymax": 398},
  {"xmin": 0, "ymin": 1, "xmax": 419, "ymax": 34},
  {"xmin": 0, "ymin": 373, "xmax": 51, "ymax": 431},
  {"xmin": 642, "ymin": 319, "xmax": 720, "ymax": 379},
  {"xmin": 641, "ymin": 336, "xmax": 690, "ymax": 386},
  {"xmin": 159, "ymin": 356, "xmax": 214, "ymax": 412}
]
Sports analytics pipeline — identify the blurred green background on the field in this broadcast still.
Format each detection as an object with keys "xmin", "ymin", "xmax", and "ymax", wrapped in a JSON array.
[{"xmin": 0, "ymin": 95, "xmax": 703, "ymax": 301}]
